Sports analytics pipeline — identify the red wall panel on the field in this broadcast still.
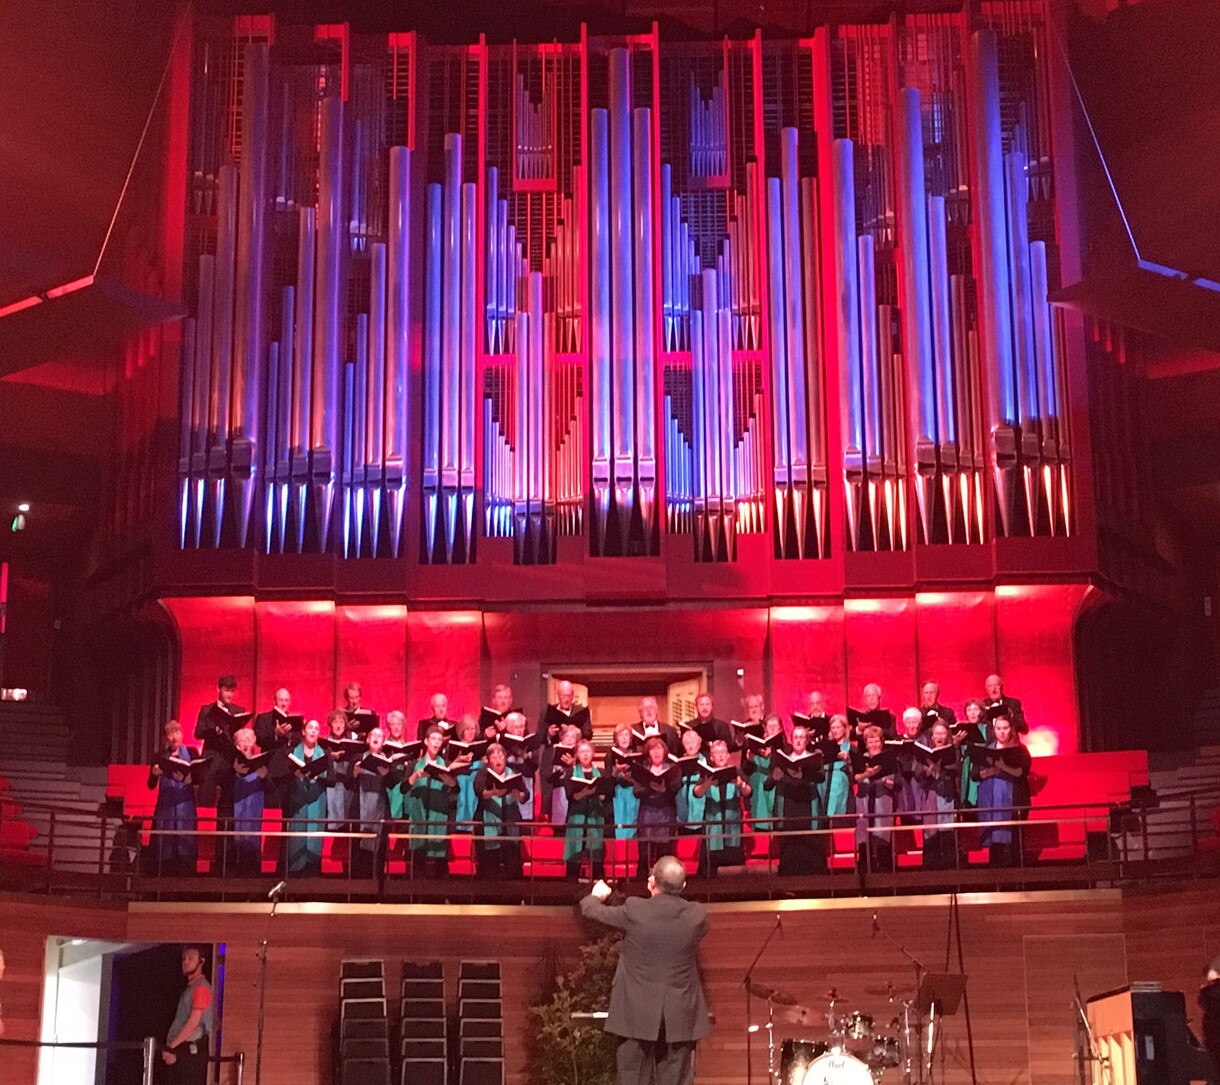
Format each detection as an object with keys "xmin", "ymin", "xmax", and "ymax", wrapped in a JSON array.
[
  {"xmin": 336, "ymin": 604, "xmax": 408, "ymax": 717},
  {"xmin": 163, "ymin": 595, "xmax": 256, "ymax": 723},
  {"xmin": 405, "ymin": 610, "xmax": 481, "ymax": 723},
  {"xmin": 768, "ymin": 605, "xmax": 847, "ymax": 718},
  {"xmin": 995, "ymin": 583, "xmax": 1088, "ymax": 755},
  {"xmin": 913, "ymin": 591, "xmax": 997, "ymax": 711},
  {"xmin": 254, "ymin": 600, "xmax": 335, "ymax": 722},
  {"xmin": 843, "ymin": 596, "xmax": 919, "ymax": 715}
]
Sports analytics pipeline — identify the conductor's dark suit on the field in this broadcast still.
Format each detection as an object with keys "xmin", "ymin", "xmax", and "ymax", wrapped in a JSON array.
[{"xmin": 579, "ymin": 890, "xmax": 711, "ymax": 1085}]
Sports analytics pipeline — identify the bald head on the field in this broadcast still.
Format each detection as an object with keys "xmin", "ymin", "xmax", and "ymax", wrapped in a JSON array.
[{"xmin": 650, "ymin": 855, "xmax": 687, "ymax": 896}]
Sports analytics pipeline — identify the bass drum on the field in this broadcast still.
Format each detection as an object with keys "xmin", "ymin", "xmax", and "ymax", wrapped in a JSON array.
[
  {"xmin": 799, "ymin": 1051, "xmax": 875, "ymax": 1085},
  {"xmin": 780, "ymin": 1039, "xmax": 830, "ymax": 1085}
]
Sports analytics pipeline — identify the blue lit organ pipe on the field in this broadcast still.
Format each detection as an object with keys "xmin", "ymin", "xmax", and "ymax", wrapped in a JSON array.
[
  {"xmin": 632, "ymin": 105, "xmax": 657, "ymax": 541},
  {"xmin": 271, "ymin": 284, "xmax": 294, "ymax": 553},
  {"xmin": 927, "ymin": 193, "xmax": 961, "ymax": 537},
  {"xmin": 440, "ymin": 134, "xmax": 461, "ymax": 561},
  {"xmin": 364, "ymin": 241, "xmax": 387, "ymax": 555},
  {"xmin": 261, "ymin": 340, "xmax": 278, "ymax": 553},
  {"xmin": 799, "ymin": 172, "xmax": 827, "ymax": 548},
  {"xmin": 589, "ymin": 107, "xmax": 612, "ymax": 551},
  {"xmin": 310, "ymin": 94, "xmax": 344, "ymax": 551},
  {"xmin": 384, "ymin": 145, "xmax": 412, "ymax": 558},
  {"xmin": 290, "ymin": 206, "xmax": 315, "ymax": 553},
  {"xmin": 459, "ymin": 180, "xmax": 477, "ymax": 554},
  {"xmin": 208, "ymin": 163, "xmax": 237, "ymax": 547},
  {"xmin": 188, "ymin": 251, "xmax": 214, "ymax": 547},
  {"xmin": 778, "ymin": 128, "xmax": 810, "ymax": 552},
  {"xmin": 830, "ymin": 139, "xmax": 866, "ymax": 550},
  {"xmin": 423, "ymin": 183, "xmax": 442, "ymax": 556},
  {"xmin": 230, "ymin": 42, "xmax": 269, "ymax": 549},
  {"xmin": 968, "ymin": 29, "xmax": 1018, "ymax": 535},
  {"xmin": 609, "ymin": 50, "xmax": 636, "ymax": 551},
  {"xmin": 178, "ymin": 317, "xmax": 195, "ymax": 548}
]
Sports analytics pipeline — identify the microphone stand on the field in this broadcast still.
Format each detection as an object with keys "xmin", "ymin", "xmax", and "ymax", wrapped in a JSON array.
[
  {"xmin": 873, "ymin": 912, "xmax": 929, "ymax": 1085},
  {"xmin": 254, "ymin": 882, "xmax": 285, "ymax": 1085},
  {"xmin": 741, "ymin": 913, "xmax": 783, "ymax": 1085}
]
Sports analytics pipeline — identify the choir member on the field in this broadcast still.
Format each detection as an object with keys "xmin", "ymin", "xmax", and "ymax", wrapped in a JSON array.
[
  {"xmin": 231, "ymin": 727, "xmax": 270, "ymax": 876},
  {"xmin": 285, "ymin": 719, "xmax": 328, "ymax": 875},
  {"xmin": 973, "ymin": 715, "xmax": 1031, "ymax": 867},
  {"xmin": 853, "ymin": 725, "xmax": 896, "ymax": 873},
  {"xmin": 545, "ymin": 680, "xmax": 594, "ymax": 740},
  {"xmin": 480, "ymin": 684, "xmax": 515, "ymax": 740},
  {"xmin": 323, "ymin": 709, "xmax": 355, "ymax": 833},
  {"xmin": 193, "ymin": 675, "xmax": 246, "ymax": 811},
  {"xmin": 342, "ymin": 681, "xmax": 379, "ymax": 734},
  {"xmin": 633, "ymin": 696, "xmax": 682, "ymax": 756},
  {"xmin": 693, "ymin": 739, "xmax": 751, "ymax": 875},
  {"xmin": 541, "ymin": 681, "xmax": 593, "ymax": 815},
  {"xmin": 473, "ymin": 742, "xmax": 529, "ymax": 878},
  {"xmin": 849, "ymin": 684, "xmax": 897, "ymax": 744},
  {"xmin": 741, "ymin": 693, "xmax": 766, "ymax": 735},
  {"xmin": 674, "ymin": 728, "xmax": 707, "ymax": 843},
  {"xmin": 633, "ymin": 736, "xmax": 679, "ymax": 878},
  {"xmin": 956, "ymin": 698, "xmax": 987, "ymax": 808},
  {"xmin": 688, "ymin": 693, "xmax": 732, "ymax": 748},
  {"xmin": 563, "ymin": 740, "xmax": 607, "ymax": 880},
  {"xmin": 743, "ymin": 713, "xmax": 787, "ymax": 829},
  {"xmin": 148, "ymin": 720, "xmax": 199, "ymax": 876},
  {"xmin": 919, "ymin": 721, "xmax": 960, "ymax": 870},
  {"xmin": 918, "ymin": 681, "xmax": 957, "ymax": 729},
  {"xmin": 820, "ymin": 714, "xmax": 854, "ymax": 821},
  {"xmin": 604, "ymin": 725, "xmax": 640, "ymax": 840},
  {"xmin": 383, "ymin": 710, "xmax": 411, "ymax": 821},
  {"xmin": 895, "ymin": 707, "xmax": 930, "ymax": 817},
  {"xmin": 417, "ymin": 693, "xmax": 454, "ymax": 742},
  {"xmin": 450, "ymin": 717, "xmax": 484, "ymax": 831},
  {"xmin": 351, "ymin": 727, "xmax": 393, "ymax": 879},
  {"xmin": 766, "ymin": 722, "xmax": 827, "ymax": 875},
  {"xmin": 253, "ymin": 687, "xmax": 299, "ymax": 810},
  {"xmin": 499, "ymin": 711, "xmax": 538, "ymax": 822},
  {"xmin": 795, "ymin": 691, "xmax": 831, "ymax": 743},
  {"xmin": 983, "ymin": 674, "xmax": 1028, "ymax": 735},
  {"xmin": 548, "ymin": 722, "xmax": 582, "ymax": 827},
  {"xmin": 407, "ymin": 726, "xmax": 459, "ymax": 877}
]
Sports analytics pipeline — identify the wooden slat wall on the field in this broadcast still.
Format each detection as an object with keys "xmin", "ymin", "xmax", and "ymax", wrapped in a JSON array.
[{"xmin": 2, "ymin": 885, "xmax": 1219, "ymax": 1085}]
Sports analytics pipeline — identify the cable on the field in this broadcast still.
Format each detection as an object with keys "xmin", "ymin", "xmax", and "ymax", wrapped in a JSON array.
[{"xmin": 94, "ymin": 5, "xmax": 190, "ymax": 278}]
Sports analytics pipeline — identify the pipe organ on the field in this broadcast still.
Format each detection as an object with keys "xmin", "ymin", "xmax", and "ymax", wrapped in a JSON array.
[{"xmin": 177, "ymin": 5, "xmax": 1073, "ymax": 565}]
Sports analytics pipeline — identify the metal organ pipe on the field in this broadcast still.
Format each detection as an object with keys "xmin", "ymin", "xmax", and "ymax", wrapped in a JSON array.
[
  {"xmin": 231, "ymin": 42, "xmax": 269, "ymax": 548},
  {"xmin": 209, "ymin": 163, "xmax": 238, "ymax": 546},
  {"xmin": 291, "ymin": 206, "xmax": 315, "ymax": 552},
  {"xmin": 366, "ymin": 241, "xmax": 387, "ymax": 554},
  {"xmin": 273, "ymin": 284, "xmax": 295, "ymax": 553},
  {"xmin": 609, "ymin": 49, "xmax": 636, "ymax": 548},
  {"xmin": 927, "ymin": 195, "xmax": 956, "ymax": 445},
  {"xmin": 969, "ymin": 29, "xmax": 1018, "ymax": 534},
  {"xmin": 178, "ymin": 319, "xmax": 195, "ymax": 548},
  {"xmin": 423, "ymin": 182, "xmax": 443, "ymax": 557},
  {"xmin": 460, "ymin": 180, "xmax": 478, "ymax": 551},
  {"xmin": 189, "ymin": 252, "xmax": 215, "ymax": 548},
  {"xmin": 384, "ymin": 145, "xmax": 412, "ymax": 557},
  {"xmin": 779, "ymin": 129, "xmax": 809, "ymax": 487},
  {"xmin": 440, "ymin": 133, "xmax": 462, "ymax": 561},
  {"xmin": 633, "ymin": 104, "xmax": 657, "ymax": 535},
  {"xmin": 311, "ymin": 93, "xmax": 345, "ymax": 550},
  {"xmin": 590, "ymin": 107, "xmax": 612, "ymax": 552},
  {"xmin": 831, "ymin": 138, "xmax": 865, "ymax": 549}
]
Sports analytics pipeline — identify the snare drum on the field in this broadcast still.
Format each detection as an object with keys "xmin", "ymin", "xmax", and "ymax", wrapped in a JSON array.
[
  {"xmin": 800, "ymin": 1051, "xmax": 875, "ymax": 1085},
  {"xmin": 780, "ymin": 1038, "xmax": 830, "ymax": 1085}
]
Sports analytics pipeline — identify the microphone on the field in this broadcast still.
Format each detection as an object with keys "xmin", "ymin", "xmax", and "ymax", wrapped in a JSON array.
[
  {"xmin": 268, "ymin": 880, "xmax": 287, "ymax": 901},
  {"xmin": 872, "ymin": 912, "xmax": 880, "ymax": 938}
]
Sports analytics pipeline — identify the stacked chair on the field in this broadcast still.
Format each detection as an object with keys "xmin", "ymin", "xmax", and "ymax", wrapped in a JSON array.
[
  {"xmin": 456, "ymin": 961, "xmax": 504, "ymax": 1085},
  {"xmin": 339, "ymin": 959, "xmax": 393, "ymax": 1085},
  {"xmin": 400, "ymin": 961, "xmax": 447, "ymax": 1085}
]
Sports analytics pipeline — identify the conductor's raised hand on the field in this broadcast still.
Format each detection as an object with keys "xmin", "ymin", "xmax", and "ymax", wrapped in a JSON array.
[{"xmin": 590, "ymin": 878, "xmax": 613, "ymax": 901}]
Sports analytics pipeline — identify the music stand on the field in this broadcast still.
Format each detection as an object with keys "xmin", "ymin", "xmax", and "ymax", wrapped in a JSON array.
[{"xmin": 915, "ymin": 973, "xmax": 966, "ymax": 1084}]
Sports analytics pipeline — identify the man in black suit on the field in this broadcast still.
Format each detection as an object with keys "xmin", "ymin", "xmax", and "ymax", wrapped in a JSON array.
[
  {"xmin": 689, "ymin": 694, "xmax": 731, "ymax": 749},
  {"xmin": 633, "ymin": 697, "xmax": 682, "ymax": 756},
  {"xmin": 983, "ymin": 674, "xmax": 1028, "ymax": 734},
  {"xmin": 579, "ymin": 855, "xmax": 711, "ymax": 1085},
  {"xmin": 253, "ymin": 686, "xmax": 298, "ymax": 808},
  {"xmin": 193, "ymin": 675, "xmax": 246, "ymax": 809}
]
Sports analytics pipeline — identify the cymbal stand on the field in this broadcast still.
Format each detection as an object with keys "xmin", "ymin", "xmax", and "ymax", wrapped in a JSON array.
[
  {"xmin": 742, "ymin": 914, "xmax": 784, "ymax": 1085},
  {"xmin": 873, "ymin": 915, "xmax": 929, "ymax": 1085}
]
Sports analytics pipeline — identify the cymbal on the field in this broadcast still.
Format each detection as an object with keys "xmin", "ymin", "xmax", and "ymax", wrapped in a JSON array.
[
  {"xmin": 864, "ymin": 982, "xmax": 915, "ymax": 998},
  {"xmin": 747, "ymin": 982, "xmax": 801, "ymax": 1006}
]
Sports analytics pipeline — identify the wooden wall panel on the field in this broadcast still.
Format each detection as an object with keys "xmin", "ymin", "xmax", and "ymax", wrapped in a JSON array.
[
  {"xmin": 0, "ymin": 896, "xmax": 127, "ymax": 1085},
  {"xmin": 3, "ymin": 883, "xmax": 1219, "ymax": 1085}
]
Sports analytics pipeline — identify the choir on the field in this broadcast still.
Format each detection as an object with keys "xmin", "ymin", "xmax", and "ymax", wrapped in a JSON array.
[{"xmin": 142, "ymin": 675, "xmax": 1036, "ymax": 881}]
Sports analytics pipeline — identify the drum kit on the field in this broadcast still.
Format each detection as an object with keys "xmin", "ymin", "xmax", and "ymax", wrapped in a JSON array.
[{"xmin": 749, "ymin": 981, "xmax": 933, "ymax": 1085}]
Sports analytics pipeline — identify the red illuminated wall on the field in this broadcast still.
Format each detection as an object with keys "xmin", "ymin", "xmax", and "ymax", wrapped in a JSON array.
[{"xmin": 164, "ymin": 584, "xmax": 1087, "ymax": 753}]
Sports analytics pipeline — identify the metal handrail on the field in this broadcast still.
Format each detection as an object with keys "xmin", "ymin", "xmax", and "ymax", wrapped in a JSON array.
[{"xmin": 0, "ymin": 1037, "xmax": 244, "ymax": 1085}]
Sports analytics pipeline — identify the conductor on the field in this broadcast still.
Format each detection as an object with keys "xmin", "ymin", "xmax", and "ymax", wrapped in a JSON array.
[{"xmin": 579, "ymin": 856, "xmax": 711, "ymax": 1085}]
